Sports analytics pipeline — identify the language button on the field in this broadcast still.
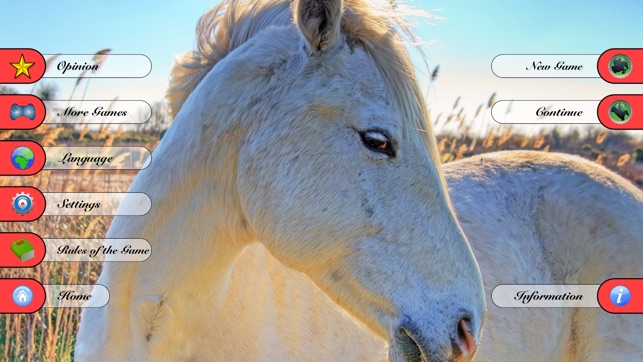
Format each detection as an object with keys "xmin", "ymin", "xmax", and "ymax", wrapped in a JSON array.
[
  {"xmin": 44, "ymin": 147, "xmax": 151, "ymax": 170},
  {"xmin": 0, "ymin": 140, "xmax": 46, "ymax": 175}
]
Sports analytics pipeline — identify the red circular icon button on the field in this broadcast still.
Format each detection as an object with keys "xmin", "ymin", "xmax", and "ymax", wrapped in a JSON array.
[
  {"xmin": 0, "ymin": 49, "xmax": 46, "ymax": 84},
  {"xmin": 597, "ymin": 95, "xmax": 643, "ymax": 130},
  {"xmin": 0, "ymin": 140, "xmax": 46, "ymax": 176},
  {"xmin": 598, "ymin": 49, "xmax": 643, "ymax": 84},
  {"xmin": 0, "ymin": 279, "xmax": 45, "ymax": 313},
  {"xmin": 0, "ymin": 187, "xmax": 46, "ymax": 222},
  {"xmin": 0, "ymin": 94, "xmax": 46, "ymax": 130},
  {"xmin": 0, "ymin": 233, "xmax": 45, "ymax": 267},
  {"xmin": 598, "ymin": 279, "xmax": 643, "ymax": 314}
]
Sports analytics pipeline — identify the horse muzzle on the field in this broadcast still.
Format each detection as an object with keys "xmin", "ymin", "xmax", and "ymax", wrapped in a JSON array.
[{"xmin": 390, "ymin": 316, "xmax": 477, "ymax": 362}]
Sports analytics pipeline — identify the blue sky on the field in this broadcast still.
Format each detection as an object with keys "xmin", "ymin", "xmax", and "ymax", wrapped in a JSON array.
[{"xmin": 2, "ymin": 0, "xmax": 643, "ymax": 135}]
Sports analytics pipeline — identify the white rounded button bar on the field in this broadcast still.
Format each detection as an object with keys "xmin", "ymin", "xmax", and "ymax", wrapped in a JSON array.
[
  {"xmin": 43, "ymin": 192, "xmax": 151, "ymax": 216},
  {"xmin": 492, "ymin": 100, "xmax": 600, "ymax": 124},
  {"xmin": 492, "ymin": 54, "xmax": 599, "ymax": 78},
  {"xmin": 43, "ymin": 239, "xmax": 151, "ymax": 262},
  {"xmin": 43, "ymin": 54, "xmax": 151, "ymax": 78},
  {"xmin": 44, "ymin": 147, "xmax": 151, "ymax": 170},
  {"xmin": 44, "ymin": 284, "xmax": 109, "ymax": 308},
  {"xmin": 492, "ymin": 285, "xmax": 599, "ymax": 308}
]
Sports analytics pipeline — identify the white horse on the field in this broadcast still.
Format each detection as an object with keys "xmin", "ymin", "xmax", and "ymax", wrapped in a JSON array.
[{"xmin": 75, "ymin": 0, "xmax": 643, "ymax": 361}]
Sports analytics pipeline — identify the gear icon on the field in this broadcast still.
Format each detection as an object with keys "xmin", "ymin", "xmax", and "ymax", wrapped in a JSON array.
[{"xmin": 12, "ymin": 192, "xmax": 34, "ymax": 216}]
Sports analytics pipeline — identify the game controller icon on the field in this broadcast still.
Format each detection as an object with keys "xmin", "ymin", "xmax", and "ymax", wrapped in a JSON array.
[{"xmin": 10, "ymin": 103, "xmax": 36, "ymax": 120}]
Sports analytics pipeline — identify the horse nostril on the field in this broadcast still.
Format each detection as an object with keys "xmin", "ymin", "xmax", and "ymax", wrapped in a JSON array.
[
  {"xmin": 456, "ymin": 317, "xmax": 476, "ymax": 359},
  {"xmin": 396, "ymin": 327, "xmax": 423, "ymax": 361}
]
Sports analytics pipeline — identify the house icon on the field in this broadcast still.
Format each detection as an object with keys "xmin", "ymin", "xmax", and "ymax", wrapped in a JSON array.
[{"xmin": 12, "ymin": 286, "xmax": 33, "ymax": 307}]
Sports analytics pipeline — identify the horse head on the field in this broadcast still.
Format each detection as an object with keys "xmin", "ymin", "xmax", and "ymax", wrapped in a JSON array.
[{"xmin": 167, "ymin": 0, "xmax": 486, "ymax": 360}]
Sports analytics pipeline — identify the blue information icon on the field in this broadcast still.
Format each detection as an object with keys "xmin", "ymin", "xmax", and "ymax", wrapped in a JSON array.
[
  {"xmin": 610, "ymin": 285, "xmax": 631, "ymax": 307},
  {"xmin": 12, "ymin": 285, "xmax": 34, "ymax": 307}
]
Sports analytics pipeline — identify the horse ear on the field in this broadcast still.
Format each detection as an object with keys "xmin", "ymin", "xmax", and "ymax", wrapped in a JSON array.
[{"xmin": 295, "ymin": 0, "xmax": 344, "ymax": 54}]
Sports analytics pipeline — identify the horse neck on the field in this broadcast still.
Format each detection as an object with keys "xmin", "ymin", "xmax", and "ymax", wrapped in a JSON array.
[
  {"xmin": 82, "ymin": 97, "xmax": 386, "ymax": 359},
  {"xmin": 132, "ymin": 111, "xmax": 248, "ymax": 282},
  {"xmin": 96, "ymin": 106, "xmax": 256, "ymax": 352}
]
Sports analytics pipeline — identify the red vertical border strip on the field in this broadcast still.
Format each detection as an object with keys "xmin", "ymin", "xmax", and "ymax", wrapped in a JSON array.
[
  {"xmin": 0, "ymin": 279, "xmax": 45, "ymax": 313},
  {"xmin": 0, "ymin": 233, "xmax": 45, "ymax": 267},
  {"xmin": 0, "ymin": 187, "xmax": 46, "ymax": 222},
  {"xmin": 597, "ymin": 95, "xmax": 643, "ymax": 130},
  {"xmin": 0, "ymin": 94, "xmax": 46, "ymax": 130},
  {"xmin": 598, "ymin": 279, "xmax": 643, "ymax": 314},
  {"xmin": 598, "ymin": 49, "xmax": 643, "ymax": 84},
  {"xmin": 0, "ymin": 140, "xmax": 46, "ymax": 176},
  {"xmin": 0, "ymin": 49, "xmax": 46, "ymax": 84}
]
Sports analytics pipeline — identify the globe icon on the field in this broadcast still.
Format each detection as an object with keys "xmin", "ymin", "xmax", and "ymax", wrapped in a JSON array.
[
  {"xmin": 609, "ymin": 55, "xmax": 632, "ymax": 78},
  {"xmin": 11, "ymin": 146, "xmax": 35, "ymax": 170}
]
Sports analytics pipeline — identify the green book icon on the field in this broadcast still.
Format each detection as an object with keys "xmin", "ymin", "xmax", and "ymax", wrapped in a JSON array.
[{"xmin": 10, "ymin": 238, "xmax": 35, "ymax": 262}]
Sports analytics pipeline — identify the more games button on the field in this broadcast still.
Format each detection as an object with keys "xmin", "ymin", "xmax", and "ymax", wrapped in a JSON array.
[{"xmin": 0, "ymin": 94, "xmax": 46, "ymax": 129}]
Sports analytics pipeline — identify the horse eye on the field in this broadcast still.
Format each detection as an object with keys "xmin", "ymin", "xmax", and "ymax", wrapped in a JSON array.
[{"xmin": 360, "ymin": 130, "xmax": 395, "ymax": 157}]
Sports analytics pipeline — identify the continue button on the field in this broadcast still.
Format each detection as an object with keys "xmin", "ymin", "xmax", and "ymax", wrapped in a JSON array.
[
  {"xmin": 598, "ymin": 95, "xmax": 643, "ymax": 130},
  {"xmin": 598, "ymin": 279, "xmax": 643, "ymax": 313}
]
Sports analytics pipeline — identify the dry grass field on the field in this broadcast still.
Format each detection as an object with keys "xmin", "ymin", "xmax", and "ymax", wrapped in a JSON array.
[{"xmin": 0, "ymin": 118, "xmax": 641, "ymax": 360}]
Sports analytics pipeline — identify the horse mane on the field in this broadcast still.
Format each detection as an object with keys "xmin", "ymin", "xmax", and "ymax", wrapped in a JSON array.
[{"xmin": 166, "ymin": 0, "xmax": 441, "ymax": 163}]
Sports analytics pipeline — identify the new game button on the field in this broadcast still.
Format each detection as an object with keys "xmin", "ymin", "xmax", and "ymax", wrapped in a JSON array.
[{"xmin": 598, "ymin": 49, "xmax": 643, "ymax": 84}]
